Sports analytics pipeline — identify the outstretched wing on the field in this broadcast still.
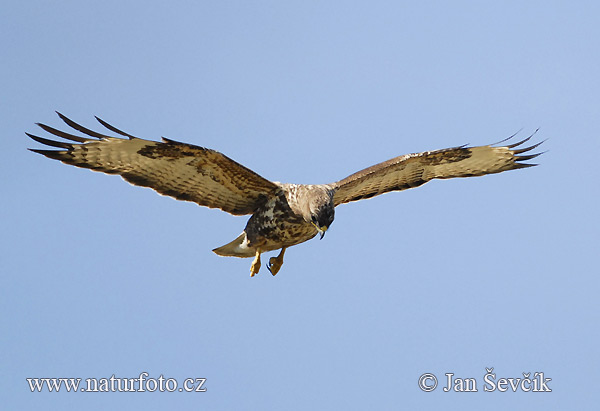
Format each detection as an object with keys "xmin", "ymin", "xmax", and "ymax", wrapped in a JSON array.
[
  {"xmin": 28, "ymin": 112, "xmax": 279, "ymax": 215},
  {"xmin": 332, "ymin": 134, "xmax": 543, "ymax": 206}
]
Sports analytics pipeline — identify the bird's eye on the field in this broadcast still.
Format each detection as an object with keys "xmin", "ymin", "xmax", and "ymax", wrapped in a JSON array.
[{"xmin": 311, "ymin": 216, "xmax": 317, "ymax": 223}]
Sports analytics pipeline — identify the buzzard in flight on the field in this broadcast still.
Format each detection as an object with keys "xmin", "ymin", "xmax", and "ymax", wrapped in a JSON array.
[{"xmin": 28, "ymin": 113, "xmax": 542, "ymax": 276}]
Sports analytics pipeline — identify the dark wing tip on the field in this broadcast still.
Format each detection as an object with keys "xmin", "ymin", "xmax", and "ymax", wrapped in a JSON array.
[
  {"xmin": 493, "ymin": 128, "xmax": 541, "ymax": 149},
  {"xmin": 36, "ymin": 122, "xmax": 93, "ymax": 143},
  {"xmin": 513, "ymin": 140, "xmax": 546, "ymax": 169},
  {"xmin": 493, "ymin": 129, "xmax": 545, "ymax": 169},
  {"xmin": 55, "ymin": 112, "xmax": 111, "ymax": 139},
  {"xmin": 28, "ymin": 148, "xmax": 68, "ymax": 160},
  {"xmin": 30, "ymin": 112, "xmax": 140, "ymax": 152},
  {"xmin": 26, "ymin": 132, "xmax": 73, "ymax": 149},
  {"xmin": 506, "ymin": 135, "xmax": 532, "ymax": 149},
  {"xmin": 95, "ymin": 116, "xmax": 137, "ymax": 139},
  {"xmin": 491, "ymin": 128, "xmax": 524, "ymax": 146},
  {"xmin": 512, "ymin": 162, "xmax": 538, "ymax": 169},
  {"xmin": 515, "ymin": 152, "xmax": 543, "ymax": 162},
  {"xmin": 512, "ymin": 139, "xmax": 546, "ymax": 154}
]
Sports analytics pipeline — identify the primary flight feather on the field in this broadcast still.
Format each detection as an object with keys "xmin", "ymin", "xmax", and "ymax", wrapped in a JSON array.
[{"xmin": 28, "ymin": 112, "xmax": 543, "ymax": 276}]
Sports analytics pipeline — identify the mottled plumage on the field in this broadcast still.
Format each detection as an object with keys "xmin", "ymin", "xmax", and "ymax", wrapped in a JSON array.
[{"xmin": 28, "ymin": 113, "xmax": 543, "ymax": 276}]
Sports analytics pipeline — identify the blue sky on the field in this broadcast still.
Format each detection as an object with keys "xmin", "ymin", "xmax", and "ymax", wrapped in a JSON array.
[{"xmin": 2, "ymin": 1, "xmax": 598, "ymax": 409}]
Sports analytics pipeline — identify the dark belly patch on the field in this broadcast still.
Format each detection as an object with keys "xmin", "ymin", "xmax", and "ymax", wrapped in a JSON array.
[{"xmin": 244, "ymin": 192, "xmax": 317, "ymax": 251}]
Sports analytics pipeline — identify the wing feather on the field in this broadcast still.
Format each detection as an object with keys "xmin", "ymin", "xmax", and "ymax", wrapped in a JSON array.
[
  {"xmin": 332, "ymin": 133, "xmax": 543, "ymax": 206},
  {"xmin": 28, "ymin": 113, "xmax": 278, "ymax": 215}
]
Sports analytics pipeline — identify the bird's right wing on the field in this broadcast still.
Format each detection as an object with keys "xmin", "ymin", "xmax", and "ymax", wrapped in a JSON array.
[{"xmin": 28, "ymin": 112, "xmax": 279, "ymax": 215}]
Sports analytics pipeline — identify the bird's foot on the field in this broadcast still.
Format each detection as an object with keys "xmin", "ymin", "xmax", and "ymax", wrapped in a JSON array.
[
  {"xmin": 250, "ymin": 251, "xmax": 261, "ymax": 277},
  {"xmin": 267, "ymin": 248, "xmax": 286, "ymax": 276}
]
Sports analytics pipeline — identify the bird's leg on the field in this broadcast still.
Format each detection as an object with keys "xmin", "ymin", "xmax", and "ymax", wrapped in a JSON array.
[
  {"xmin": 267, "ymin": 247, "xmax": 286, "ymax": 276},
  {"xmin": 250, "ymin": 250, "xmax": 261, "ymax": 277}
]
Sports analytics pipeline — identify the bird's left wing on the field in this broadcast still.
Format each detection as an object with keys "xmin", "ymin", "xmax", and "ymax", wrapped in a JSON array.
[
  {"xmin": 28, "ymin": 112, "xmax": 279, "ymax": 215},
  {"xmin": 331, "ymin": 134, "xmax": 543, "ymax": 206}
]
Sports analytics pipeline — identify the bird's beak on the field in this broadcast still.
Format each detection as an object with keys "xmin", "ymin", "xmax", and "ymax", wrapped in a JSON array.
[
  {"xmin": 311, "ymin": 222, "xmax": 328, "ymax": 239},
  {"xmin": 318, "ymin": 226, "xmax": 328, "ymax": 240}
]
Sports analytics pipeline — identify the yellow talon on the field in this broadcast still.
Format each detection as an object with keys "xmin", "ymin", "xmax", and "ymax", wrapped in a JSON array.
[
  {"xmin": 250, "ymin": 250, "xmax": 261, "ymax": 277},
  {"xmin": 267, "ymin": 248, "xmax": 286, "ymax": 276}
]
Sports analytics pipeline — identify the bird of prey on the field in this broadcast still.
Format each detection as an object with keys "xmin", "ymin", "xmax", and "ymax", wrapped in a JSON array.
[{"xmin": 28, "ymin": 113, "xmax": 543, "ymax": 276}]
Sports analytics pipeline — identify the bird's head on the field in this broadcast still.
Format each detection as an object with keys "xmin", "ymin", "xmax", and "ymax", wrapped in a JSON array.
[
  {"xmin": 310, "ymin": 208, "xmax": 334, "ymax": 239},
  {"xmin": 305, "ymin": 187, "xmax": 335, "ymax": 239}
]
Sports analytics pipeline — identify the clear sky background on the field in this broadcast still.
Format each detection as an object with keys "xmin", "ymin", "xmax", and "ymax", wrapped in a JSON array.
[{"xmin": 2, "ymin": 1, "xmax": 599, "ymax": 409}]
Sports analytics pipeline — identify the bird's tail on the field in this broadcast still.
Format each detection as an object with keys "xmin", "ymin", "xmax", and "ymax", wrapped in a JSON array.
[{"xmin": 212, "ymin": 232, "xmax": 255, "ymax": 258}]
